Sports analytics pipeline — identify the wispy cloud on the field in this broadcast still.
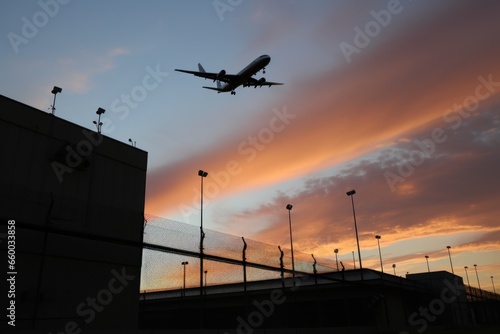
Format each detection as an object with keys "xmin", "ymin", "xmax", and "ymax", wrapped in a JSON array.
[{"xmin": 55, "ymin": 47, "xmax": 130, "ymax": 94}]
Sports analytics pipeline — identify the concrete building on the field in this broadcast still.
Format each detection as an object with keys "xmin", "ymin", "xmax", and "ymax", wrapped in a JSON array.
[
  {"xmin": 0, "ymin": 94, "xmax": 147, "ymax": 330},
  {"xmin": 139, "ymin": 269, "xmax": 500, "ymax": 333}
]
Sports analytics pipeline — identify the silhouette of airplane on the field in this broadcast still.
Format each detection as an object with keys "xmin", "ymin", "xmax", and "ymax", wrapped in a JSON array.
[{"xmin": 175, "ymin": 55, "xmax": 283, "ymax": 95}]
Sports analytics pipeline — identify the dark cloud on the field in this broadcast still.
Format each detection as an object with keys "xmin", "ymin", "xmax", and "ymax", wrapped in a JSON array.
[{"xmin": 245, "ymin": 108, "xmax": 500, "ymax": 254}]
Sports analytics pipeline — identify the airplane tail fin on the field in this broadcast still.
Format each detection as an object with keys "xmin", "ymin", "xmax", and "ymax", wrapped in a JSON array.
[{"xmin": 198, "ymin": 63, "xmax": 205, "ymax": 73}]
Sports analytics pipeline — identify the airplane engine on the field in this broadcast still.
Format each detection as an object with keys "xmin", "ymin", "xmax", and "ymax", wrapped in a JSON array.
[
  {"xmin": 259, "ymin": 77, "xmax": 266, "ymax": 83},
  {"xmin": 216, "ymin": 70, "xmax": 226, "ymax": 81}
]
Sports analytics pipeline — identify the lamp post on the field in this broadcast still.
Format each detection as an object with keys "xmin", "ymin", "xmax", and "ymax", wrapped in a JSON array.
[
  {"xmin": 491, "ymin": 276, "xmax": 496, "ymax": 296},
  {"xmin": 286, "ymin": 204, "xmax": 295, "ymax": 281},
  {"xmin": 334, "ymin": 249, "xmax": 339, "ymax": 271},
  {"xmin": 392, "ymin": 264, "xmax": 396, "ymax": 276},
  {"xmin": 464, "ymin": 266, "xmax": 471, "ymax": 286},
  {"xmin": 473, "ymin": 264, "xmax": 481, "ymax": 289},
  {"xmin": 375, "ymin": 235, "xmax": 383, "ymax": 273},
  {"xmin": 93, "ymin": 107, "xmax": 105, "ymax": 133},
  {"xmin": 198, "ymin": 170, "xmax": 208, "ymax": 327},
  {"xmin": 181, "ymin": 261, "xmax": 188, "ymax": 296},
  {"xmin": 50, "ymin": 86, "xmax": 62, "ymax": 115},
  {"xmin": 204, "ymin": 270, "xmax": 208, "ymax": 290},
  {"xmin": 425, "ymin": 255, "xmax": 430, "ymax": 273},
  {"xmin": 346, "ymin": 190, "xmax": 362, "ymax": 271},
  {"xmin": 463, "ymin": 266, "xmax": 473, "ymax": 301},
  {"xmin": 198, "ymin": 170, "xmax": 208, "ymax": 297},
  {"xmin": 446, "ymin": 246, "xmax": 454, "ymax": 274},
  {"xmin": 352, "ymin": 251, "xmax": 356, "ymax": 269}
]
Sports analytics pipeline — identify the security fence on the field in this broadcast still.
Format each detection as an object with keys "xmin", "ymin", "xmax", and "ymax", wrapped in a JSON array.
[{"xmin": 140, "ymin": 215, "xmax": 341, "ymax": 293}]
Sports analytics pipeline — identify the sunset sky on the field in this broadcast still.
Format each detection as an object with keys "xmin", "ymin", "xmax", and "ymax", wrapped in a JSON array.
[{"xmin": 1, "ymin": 1, "xmax": 499, "ymax": 292}]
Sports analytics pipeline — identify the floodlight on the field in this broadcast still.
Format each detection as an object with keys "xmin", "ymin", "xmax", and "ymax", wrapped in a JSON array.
[{"xmin": 51, "ymin": 86, "xmax": 62, "ymax": 94}]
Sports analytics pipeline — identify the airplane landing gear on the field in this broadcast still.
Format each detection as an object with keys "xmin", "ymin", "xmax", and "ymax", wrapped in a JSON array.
[
  {"xmin": 263, "ymin": 67, "xmax": 266, "ymax": 74},
  {"xmin": 231, "ymin": 91, "xmax": 236, "ymax": 95}
]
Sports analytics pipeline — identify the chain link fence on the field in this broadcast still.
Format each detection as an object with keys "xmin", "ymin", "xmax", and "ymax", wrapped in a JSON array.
[{"xmin": 140, "ymin": 215, "xmax": 342, "ymax": 292}]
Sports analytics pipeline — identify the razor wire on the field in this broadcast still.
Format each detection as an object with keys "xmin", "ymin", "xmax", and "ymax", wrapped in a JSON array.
[{"xmin": 141, "ymin": 215, "xmax": 344, "ymax": 291}]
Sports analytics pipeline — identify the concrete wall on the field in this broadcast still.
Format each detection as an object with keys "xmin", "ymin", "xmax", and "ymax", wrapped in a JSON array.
[{"xmin": 0, "ymin": 95, "xmax": 147, "ymax": 330}]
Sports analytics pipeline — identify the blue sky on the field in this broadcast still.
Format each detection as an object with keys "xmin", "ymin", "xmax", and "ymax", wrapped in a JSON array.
[{"xmin": 2, "ymin": 0, "xmax": 500, "ymax": 292}]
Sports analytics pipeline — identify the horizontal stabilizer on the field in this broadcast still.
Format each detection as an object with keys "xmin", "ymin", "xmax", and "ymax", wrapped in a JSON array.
[{"xmin": 202, "ymin": 86, "xmax": 223, "ymax": 92}]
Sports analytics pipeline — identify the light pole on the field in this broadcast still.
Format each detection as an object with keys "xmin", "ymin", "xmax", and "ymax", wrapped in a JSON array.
[
  {"xmin": 392, "ymin": 264, "xmax": 396, "ymax": 276},
  {"xmin": 425, "ymin": 255, "xmax": 430, "ymax": 273},
  {"xmin": 181, "ymin": 261, "xmax": 188, "ymax": 296},
  {"xmin": 346, "ymin": 190, "xmax": 362, "ymax": 271},
  {"xmin": 93, "ymin": 107, "xmax": 105, "ymax": 133},
  {"xmin": 491, "ymin": 276, "xmax": 496, "ymax": 295},
  {"xmin": 286, "ymin": 204, "xmax": 295, "ymax": 281},
  {"xmin": 198, "ymin": 170, "xmax": 208, "ymax": 298},
  {"xmin": 352, "ymin": 251, "xmax": 356, "ymax": 269},
  {"xmin": 473, "ymin": 264, "xmax": 481, "ymax": 289},
  {"xmin": 464, "ymin": 266, "xmax": 471, "ymax": 286},
  {"xmin": 198, "ymin": 170, "xmax": 208, "ymax": 328},
  {"xmin": 446, "ymin": 246, "xmax": 454, "ymax": 274},
  {"xmin": 464, "ymin": 266, "xmax": 473, "ymax": 301},
  {"xmin": 50, "ymin": 86, "xmax": 62, "ymax": 115},
  {"xmin": 375, "ymin": 235, "xmax": 383, "ymax": 273},
  {"xmin": 334, "ymin": 249, "xmax": 339, "ymax": 271}
]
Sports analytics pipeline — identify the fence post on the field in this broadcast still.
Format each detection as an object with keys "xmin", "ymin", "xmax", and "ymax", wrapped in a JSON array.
[
  {"xmin": 242, "ymin": 237, "xmax": 247, "ymax": 293},
  {"xmin": 278, "ymin": 245, "xmax": 285, "ymax": 289},
  {"xmin": 312, "ymin": 254, "xmax": 318, "ymax": 286}
]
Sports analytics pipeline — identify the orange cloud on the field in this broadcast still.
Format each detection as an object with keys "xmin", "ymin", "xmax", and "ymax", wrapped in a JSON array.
[{"xmin": 146, "ymin": 2, "xmax": 500, "ymax": 222}]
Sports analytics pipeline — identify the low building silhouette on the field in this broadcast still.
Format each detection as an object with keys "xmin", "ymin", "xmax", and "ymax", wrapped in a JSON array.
[{"xmin": 140, "ymin": 269, "xmax": 500, "ymax": 332}]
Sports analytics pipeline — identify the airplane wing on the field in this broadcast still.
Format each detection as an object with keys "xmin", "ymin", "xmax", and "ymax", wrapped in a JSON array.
[
  {"xmin": 243, "ymin": 77, "xmax": 284, "ymax": 88},
  {"xmin": 175, "ymin": 64, "xmax": 237, "ymax": 83}
]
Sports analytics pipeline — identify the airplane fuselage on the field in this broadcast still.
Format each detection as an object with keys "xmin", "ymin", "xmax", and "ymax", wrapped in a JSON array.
[{"xmin": 219, "ymin": 55, "xmax": 271, "ymax": 92}]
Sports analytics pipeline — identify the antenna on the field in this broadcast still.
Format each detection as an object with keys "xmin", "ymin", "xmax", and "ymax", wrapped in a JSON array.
[
  {"xmin": 93, "ymin": 108, "xmax": 105, "ymax": 133},
  {"xmin": 50, "ymin": 86, "xmax": 62, "ymax": 115},
  {"xmin": 128, "ymin": 138, "xmax": 136, "ymax": 147}
]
